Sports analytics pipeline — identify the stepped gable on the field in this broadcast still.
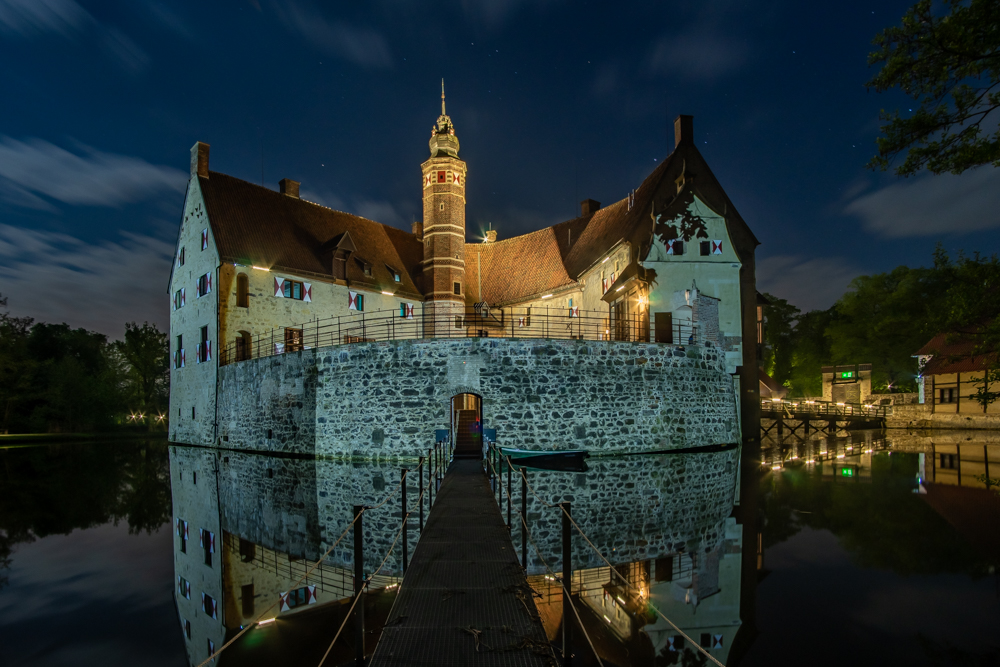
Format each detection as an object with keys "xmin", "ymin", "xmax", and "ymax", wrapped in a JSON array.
[{"xmin": 197, "ymin": 171, "xmax": 424, "ymax": 298}]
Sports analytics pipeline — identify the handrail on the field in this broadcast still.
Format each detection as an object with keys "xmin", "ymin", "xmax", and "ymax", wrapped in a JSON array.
[
  {"xmin": 217, "ymin": 307, "xmax": 701, "ymax": 367},
  {"xmin": 760, "ymin": 398, "xmax": 889, "ymax": 418}
]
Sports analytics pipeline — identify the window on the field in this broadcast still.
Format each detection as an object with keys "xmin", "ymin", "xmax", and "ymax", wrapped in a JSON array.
[
  {"xmin": 176, "ymin": 519, "xmax": 188, "ymax": 553},
  {"xmin": 285, "ymin": 328, "xmax": 303, "ymax": 352},
  {"xmin": 239, "ymin": 538, "xmax": 256, "ymax": 563},
  {"xmin": 236, "ymin": 331, "xmax": 251, "ymax": 361},
  {"xmin": 568, "ymin": 298, "xmax": 573, "ymax": 308},
  {"xmin": 393, "ymin": 270, "xmax": 401, "ymax": 282},
  {"xmin": 192, "ymin": 406, "xmax": 196, "ymax": 419},
  {"xmin": 440, "ymin": 203, "xmax": 444, "ymax": 210},
  {"xmin": 455, "ymin": 316, "xmax": 463, "ymax": 329},
  {"xmin": 700, "ymin": 240, "xmax": 711, "ymax": 256},
  {"xmin": 183, "ymin": 619, "xmax": 191, "ymax": 639},
  {"xmin": 199, "ymin": 326, "xmax": 210, "ymax": 363},
  {"xmin": 200, "ymin": 529, "xmax": 215, "ymax": 567},
  {"xmin": 284, "ymin": 586, "xmax": 312, "ymax": 610},
  {"xmin": 236, "ymin": 274, "xmax": 249, "ymax": 308},
  {"xmin": 673, "ymin": 240, "xmax": 685, "ymax": 255},
  {"xmin": 197, "ymin": 272, "xmax": 212, "ymax": 297},
  {"xmin": 177, "ymin": 247, "xmax": 185, "ymax": 267},
  {"xmin": 655, "ymin": 557, "xmax": 673, "ymax": 582},
  {"xmin": 437, "ymin": 170, "xmax": 446, "ymax": 183},
  {"xmin": 175, "ymin": 335, "xmax": 184, "ymax": 369},
  {"xmin": 177, "ymin": 576, "xmax": 191, "ymax": 599},
  {"xmin": 193, "ymin": 471, "xmax": 197, "ymax": 484},
  {"xmin": 207, "ymin": 639, "xmax": 215, "ymax": 657},
  {"xmin": 940, "ymin": 453, "xmax": 958, "ymax": 469},
  {"xmin": 701, "ymin": 633, "xmax": 712, "ymax": 648},
  {"xmin": 939, "ymin": 388, "xmax": 956, "ymax": 404},
  {"xmin": 173, "ymin": 288, "xmax": 185, "ymax": 310},
  {"xmin": 282, "ymin": 279, "xmax": 306, "ymax": 300},
  {"xmin": 242, "ymin": 584, "xmax": 255, "ymax": 618},
  {"xmin": 454, "ymin": 282, "xmax": 461, "ymax": 295},
  {"xmin": 355, "ymin": 293, "xmax": 364, "ymax": 311}
]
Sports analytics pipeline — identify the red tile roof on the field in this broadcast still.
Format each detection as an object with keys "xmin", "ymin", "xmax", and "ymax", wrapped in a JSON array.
[
  {"xmin": 198, "ymin": 172, "xmax": 423, "ymax": 297},
  {"xmin": 917, "ymin": 333, "xmax": 995, "ymax": 375}
]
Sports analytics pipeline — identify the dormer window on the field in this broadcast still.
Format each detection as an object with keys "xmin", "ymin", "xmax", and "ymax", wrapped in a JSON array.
[
  {"xmin": 363, "ymin": 262, "xmax": 371, "ymax": 276},
  {"xmin": 387, "ymin": 266, "xmax": 401, "ymax": 282}
]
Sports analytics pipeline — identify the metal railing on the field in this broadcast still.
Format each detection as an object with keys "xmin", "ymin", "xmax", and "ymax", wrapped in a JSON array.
[
  {"xmin": 760, "ymin": 398, "xmax": 889, "ymax": 419},
  {"xmin": 220, "ymin": 308, "xmax": 699, "ymax": 367}
]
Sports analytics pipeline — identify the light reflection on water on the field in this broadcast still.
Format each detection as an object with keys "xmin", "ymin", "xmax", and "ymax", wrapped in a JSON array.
[{"xmin": 0, "ymin": 431, "xmax": 998, "ymax": 666}]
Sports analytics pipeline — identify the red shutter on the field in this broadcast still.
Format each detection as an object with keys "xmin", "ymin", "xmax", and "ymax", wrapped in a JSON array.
[
  {"xmin": 181, "ymin": 288, "xmax": 185, "ymax": 307},
  {"xmin": 180, "ymin": 349, "xmax": 186, "ymax": 367},
  {"xmin": 196, "ymin": 343, "xmax": 201, "ymax": 364},
  {"xmin": 183, "ymin": 521, "xmax": 189, "ymax": 540},
  {"xmin": 201, "ymin": 229, "xmax": 208, "ymax": 250},
  {"xmin": 274, "ymin": 277, "xmax": 284, "ymax": 297},
  {"xmin": 303, "ymin": 282, "xmax": 312, "ymax": 302},
  {"xmin": 209, "ymin": 532, "xmax": 215, "ymax": 553},
  {"xmin": 206, "ymin": 341, "xmax": 212, "ymax": 361},
  {"xmin": 307, "ymin": 585, "xmax": 317, "ymax": 604},
  {"xmin": 712, "ymin": 240, "xmax": 723, "ymax": 255},
  {"xmin": 206, "ymin": 272, "xmax": 212, "ymax": 293},
  {"xmin": 199, "ymin": 528, "xmax": 204, "ymax": 548},
  {"xmin": 348, "ymin": 291, "xmax": 358, "ymax": 310},
  {"xmin": 279, "ymin": 592, "xmax": 290, "ymax": 612}
]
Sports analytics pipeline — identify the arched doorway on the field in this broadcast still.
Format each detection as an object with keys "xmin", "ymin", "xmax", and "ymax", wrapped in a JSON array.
[{"xmin": 451, "ymin": 393, "xmax": 482, "ymax": 459}]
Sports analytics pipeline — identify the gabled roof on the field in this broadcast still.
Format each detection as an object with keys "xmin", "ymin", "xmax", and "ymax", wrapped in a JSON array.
[
  {"xmin": 197, "ymin": 172, "xmax": 423, "ymax": 297},
  {"xmin": 917, "ymin": 333, "xmax": 995, "ymax": 375},
  {"xmin": 463, "ymin": 139, "xmax": 758, "ymax": 306}
]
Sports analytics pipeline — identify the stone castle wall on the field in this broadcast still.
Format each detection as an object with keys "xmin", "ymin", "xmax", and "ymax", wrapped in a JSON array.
[
  {"xmin": 215, "ymin": 337, "xmax": 739, "ymax": 459},
  {"xmin": 208, "ymin": 448, "xmax": 737, "ymax": 579}
]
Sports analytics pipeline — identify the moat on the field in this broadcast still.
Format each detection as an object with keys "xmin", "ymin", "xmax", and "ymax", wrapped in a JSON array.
[{"xmin": 1, "ymin": 431, "xmax": 998, "ymax": 666}]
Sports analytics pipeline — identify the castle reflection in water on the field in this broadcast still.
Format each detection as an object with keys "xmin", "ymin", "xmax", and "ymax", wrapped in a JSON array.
[{"xmin": 169, "ymin": 445, "xmax": 744, "ymax": 666}]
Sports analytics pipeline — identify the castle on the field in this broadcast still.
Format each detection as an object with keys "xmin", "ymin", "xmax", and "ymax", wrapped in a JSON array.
[{"xmin": 168, "ymin": 91, "xmax": 760, "ymax": 455}]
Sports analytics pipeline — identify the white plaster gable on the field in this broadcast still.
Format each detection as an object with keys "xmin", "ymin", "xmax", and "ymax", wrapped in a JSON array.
[{"xmin": 645, "ymin": 195, "xmax": 740, "ymax": 266}]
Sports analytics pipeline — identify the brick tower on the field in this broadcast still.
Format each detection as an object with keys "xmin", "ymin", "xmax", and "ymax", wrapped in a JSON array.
[{"xmin": 421, "ymin": 81, "xmax": 468, "ymax": 334}]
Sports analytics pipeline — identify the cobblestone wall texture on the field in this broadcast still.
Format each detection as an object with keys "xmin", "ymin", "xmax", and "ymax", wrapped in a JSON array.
[
  {"xmin": 513, "ymin": 449, "xmax": 738, "ymax": 574},
  {"xmin": 216, "ymin": 338, "xmax": 739, "ymax": 459},
  {"xmin": 210, "ymin": 449, "xmax": 736, "ymax": 578}
]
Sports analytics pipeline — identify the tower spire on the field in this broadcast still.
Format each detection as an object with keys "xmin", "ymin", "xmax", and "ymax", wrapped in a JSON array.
[{"xmin": 441, "ymin": 78, "xmax": 446, "ymax": 116}]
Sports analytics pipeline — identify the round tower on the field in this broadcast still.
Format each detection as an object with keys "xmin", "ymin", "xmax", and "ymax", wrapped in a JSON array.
[{"xmin": 421, "ymin": 81, "xmax": 468, "ymax": 332}]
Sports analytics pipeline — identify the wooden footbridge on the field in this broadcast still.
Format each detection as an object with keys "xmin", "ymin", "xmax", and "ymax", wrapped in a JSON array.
[{"xmin": 760, "ymin": 398, "xmax": 888, "ymax": 437}]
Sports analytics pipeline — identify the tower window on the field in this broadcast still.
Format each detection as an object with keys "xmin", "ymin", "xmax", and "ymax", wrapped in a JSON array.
[
  {"xmin": 454, "ymin": 282, "xmax": 461, "ymax": 295},
  {"xmin": 440, "ymin": 203, "xmax": 444, "ymax": 211},
  {"xmin": 437, "ymin": 171, "xmax": 446, "ymax": 183}
]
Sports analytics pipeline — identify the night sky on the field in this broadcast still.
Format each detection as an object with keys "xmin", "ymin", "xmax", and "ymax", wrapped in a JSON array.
[{"xmin": 2, "ymin": 0, "xmax": 998, "ymax": 338}]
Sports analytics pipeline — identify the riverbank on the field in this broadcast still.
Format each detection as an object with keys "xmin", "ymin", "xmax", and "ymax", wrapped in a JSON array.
[
  {"xmin": 0, "ymin": 432, "xmax": 169, "ymax": 446},
  {"xmin": 887, "ymin": 404, "xmax": 1000, "ymax": 430}
]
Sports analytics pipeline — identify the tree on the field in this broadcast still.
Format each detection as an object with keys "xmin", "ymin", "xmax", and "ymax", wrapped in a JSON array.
[
  {"xmin": 934, "ymin": 248, "xmax": 1000, "ymax": 358},
  {"xmin": 968, "ymin": 364, "xmax": 1000, "ymax": 412},
  {"xmin": 0, "ymin": 294, "xmax": 34, "ymax": 434},
  {"xmin": 826, "ymin": 265, "xmax": 945, "ymax": 391},
  {"xmin": 760, "ymin": 294, "xmax": 800, "ymax": 387},
  {"xmin": 867, "ymin": 0, "xmax": 1000, "ymax": 176},
  {"xmin": 114, "ymin": 322, "xmax": 169, "ymax": 431}
]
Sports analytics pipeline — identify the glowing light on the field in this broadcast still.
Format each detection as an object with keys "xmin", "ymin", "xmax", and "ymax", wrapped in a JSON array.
[
  {"xmin": 836, "ymin": 402, "xmax": 846, "ymax": 406},
  {"xmin": 615, "ymin": 286, "xmax": 624, "ymax": 292},
  {"xmin": 771, "ymin": 465, "xmax": 781, "ymax": 470},
  {"xmin": 616, "ymin": 596, "xmax": 626, "ymax": 605},
  {"xmin": 771, "ymin": 398, "xmax": 781, "ymax": 403},
  {"xmin": 836, "ymin": 454, "xmax": 845, "ymax": 459},
  {"xmin": 805, "ymin": 400, "xmax": 815, "ymax": 404},
  {"xmin": 603, "ymin": 615, "xmax": 612, "ymax": 623},
  {"xmin": 806, "ymin": 459, "xmax": 815, "ymax": 464},
  {"xmin": 791, "ymin": 456, "xmax": 798, "ymax": 460},
  {"xmin": 381, "ymin": 291, "xmax": 393, "ymax": 295},
  {"xmin": 602, "ymin": 257, "xmax": 610, "ymax": 263},
  {"xmin": 541, "ymin": 294, "xmax": 553, "ymax": 299},
  {"xmin": 258, "ymin": 618, "xmax": 276, "ymax": 626},
  {"xmin": 252, "ymin": 266, "xmax": 270, "ymax": 271}
]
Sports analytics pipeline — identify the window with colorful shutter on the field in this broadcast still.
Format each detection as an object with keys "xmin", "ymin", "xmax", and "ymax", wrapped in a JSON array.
[{"xmin": 197, "ymin": 272, "xmax": 212, "ymax": 297}]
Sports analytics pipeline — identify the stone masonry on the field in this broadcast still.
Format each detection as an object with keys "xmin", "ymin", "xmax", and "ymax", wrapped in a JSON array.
[{"xmin": 215, "ymin": 337, "xmax": 739, "ymax": 459}]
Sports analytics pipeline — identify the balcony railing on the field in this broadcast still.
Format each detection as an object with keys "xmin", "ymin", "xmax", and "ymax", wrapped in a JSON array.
[
  {"xmin": 219, "ymin": 308, "xmax": 700, "ymax": 367},
  {"xmin": 760, "ymin": 398, "xmax": 889, "ymax": 418}
]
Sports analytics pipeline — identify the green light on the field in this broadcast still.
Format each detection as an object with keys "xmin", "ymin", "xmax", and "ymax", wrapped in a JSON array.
[
  {"xmin": 840, "ymin": 371, "xmax": 853, "ymax": 379},
  {"xmin": 841, "ymin": 467, "xmax": 854, "ymax": 477}
]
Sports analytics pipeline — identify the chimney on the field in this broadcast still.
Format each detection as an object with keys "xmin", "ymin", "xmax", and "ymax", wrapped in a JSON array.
[
  {"xmin": 190, "ymin": 141, "xmax": 210, "ymax": 178},
  {"xmin": 279, "ymin": 178, "xmax": 300, "ymax": 198},
  {"xmin": 674, "ymin": 115, "xmax": 694, "ymax": 148},
  {"xmin": 412, "ymin": 221, "xmax": 423, "ymax": 239},
  {"xmin": 580, "ymin": 199, "xmax": 601, "ymax": 216}
]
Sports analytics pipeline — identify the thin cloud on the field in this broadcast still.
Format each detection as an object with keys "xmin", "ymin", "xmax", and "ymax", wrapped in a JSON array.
[
  {"xmin": 844, "ymin": 169, "xmax": 1000, "ymax": 238},
  {"xmin": 0, "ymin": 0, "xmax": 88, "ymax": 37},
  {"xmin": 648, "ymin": 30, "xmax": 748, "ymax": 79},
  {"xmin": 273, "ymin": 2, "xmax": 393, "ymax": 69},
  {"xmin": 757, "ymin": 254, "xmax": 862, "ymax": 312},
  {"xmin": 0, "ymin": 137, "xmax": 186, "ymax": 209},
  {"xmin": 0, "ymin": 0, "xmax": 149, "ymax": 73},
  {"xmin": 0, "ymin": 224, "xmax": 172, "ymax": 338}
]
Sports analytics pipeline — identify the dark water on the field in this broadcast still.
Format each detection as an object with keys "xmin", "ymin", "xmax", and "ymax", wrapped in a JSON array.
[{"xmin": 1, "ymin": 432, "xmax": 998, "ymax": 666}]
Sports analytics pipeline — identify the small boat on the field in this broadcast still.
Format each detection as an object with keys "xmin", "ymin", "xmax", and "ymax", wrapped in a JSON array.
[{"xmin": 498, "ymin": 447, "xmax": 590, "ymax": 473}]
